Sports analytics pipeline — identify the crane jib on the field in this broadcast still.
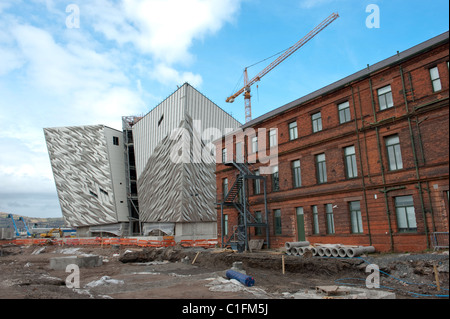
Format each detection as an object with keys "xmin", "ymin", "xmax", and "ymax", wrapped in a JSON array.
[{"xmin": 226, "ymin": 12, "xmax": 339, "ymax": 123}]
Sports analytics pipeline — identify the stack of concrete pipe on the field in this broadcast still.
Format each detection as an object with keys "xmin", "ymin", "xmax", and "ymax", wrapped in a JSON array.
[
  {"xmin": 285, "ymin": 241, "xmax": 310, "ymax": 255},
  {"xmin": 285, "ymin": 242, "xmax": 375, "ymax": 258}
]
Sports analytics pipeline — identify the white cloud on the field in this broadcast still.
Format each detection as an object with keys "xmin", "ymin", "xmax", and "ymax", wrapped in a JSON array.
[
  {"xmin": 84, "ymin": 0, "xmax": 241, "ymax": 87},
  {"xmin": 0, "ymin": 47, "xmax": 24, "ymax": 75},
  {"xmin": 87, "ymin": 0, "xmax": 241, "ymax": 64},
  {"xmin": 0, "ymin": 0, "xmax": 243, "ymax": 216},
  {"xmin": 151, "ymin": 63, "xmax": 203, "ymax": 87},
  {"xmin": 10, "ymin": 24, "xmax": 128, "ymax": 94}
]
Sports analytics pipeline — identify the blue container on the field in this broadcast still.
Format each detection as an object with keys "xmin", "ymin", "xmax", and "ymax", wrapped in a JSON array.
[{"xmin": 226, "ymin": 269, "xmax": 255, "ymax": 287}]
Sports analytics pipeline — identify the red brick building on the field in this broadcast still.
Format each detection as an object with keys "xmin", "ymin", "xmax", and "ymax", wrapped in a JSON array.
[{"xmin": 215, "ymin": 31, "xmax": 449, "ymax": 253}]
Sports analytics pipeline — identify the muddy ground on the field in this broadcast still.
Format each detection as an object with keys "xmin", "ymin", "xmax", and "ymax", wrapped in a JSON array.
[{"xmin": 0, "ymin": 242, "xmax": 448, "ymax": 300}]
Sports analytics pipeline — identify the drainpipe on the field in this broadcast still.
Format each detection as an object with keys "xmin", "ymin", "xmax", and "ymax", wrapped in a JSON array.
[
  {"xmin": 413, "ymin": 116, "xmax": 437, "ymax": 232},
  {"xmin": 357, "ymin": 86, "xmax": 372, "ymax": 181},
  {"xmin": 369, "ymin": 78, "xmax": 394, "ymax": 252},
  {"xmin": 400, "ymin": 66, "xmax": 430, "ymax": 249},
  {"xmin": 220, "ymin": 204, "xmax": 224, "ymax": 248},
  {"xmin": 351, "ymin": 86, "xmax": 372, "ymax": 246}
]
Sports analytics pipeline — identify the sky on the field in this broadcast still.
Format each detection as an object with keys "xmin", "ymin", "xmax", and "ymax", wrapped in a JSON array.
[{"xmin": 0, "ymin": 0, "xmax": 448, "ymax": 218}]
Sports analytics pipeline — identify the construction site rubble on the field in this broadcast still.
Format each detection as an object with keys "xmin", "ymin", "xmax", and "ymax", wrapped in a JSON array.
[{"xmin": 0, "ymin": 242, "xmax": 448, "ymax": 299}]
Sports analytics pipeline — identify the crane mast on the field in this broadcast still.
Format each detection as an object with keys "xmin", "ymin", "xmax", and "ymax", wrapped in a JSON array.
[{"xmin": 227, "ymin": 12, "xmax": 339, "ymax": 123}]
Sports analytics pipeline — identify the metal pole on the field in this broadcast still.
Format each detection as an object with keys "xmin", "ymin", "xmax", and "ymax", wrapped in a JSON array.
[
  {"xmin": 243, "ymin": 175, "xmax": 248, "ymax": 252},
  {"xmin": 263, "ymin": 176, "xmax": 270, "ymax": 249}
]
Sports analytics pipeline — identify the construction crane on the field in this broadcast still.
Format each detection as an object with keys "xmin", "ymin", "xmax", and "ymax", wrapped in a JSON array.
[
  {"xmin": 226, "ymin": 12, "xmax": 339, "ymax": 123},
  {"xmin": 7, "ymin": 214, "xmax": 31, "ymax": 237}
]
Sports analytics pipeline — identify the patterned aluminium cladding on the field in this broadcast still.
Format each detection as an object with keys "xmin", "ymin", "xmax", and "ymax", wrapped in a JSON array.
[
  {"xmin": 44, "ymin": 125, "xmax": 124, "ymax": 227},
  {"xmin": 132, "ymin": 83, "xmax": 242, "ymax": 179},
  {"xmin": 137, "ymin": 114, "xmax": 216, "ymax": 223},
  {"xmin": 133, "ymin": 83, "xmax": 241, "ymax": 223}
]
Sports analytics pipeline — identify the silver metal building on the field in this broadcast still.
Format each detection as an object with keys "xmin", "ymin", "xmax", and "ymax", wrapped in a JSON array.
[
  {"xmin": 44, "ymin": 125, "xmax": 128, "ymax": 236},
  {"xmin": 44, "ymin": 83, "xmax": 241, "ymax": 240},
  {"xmin": 132, "ymin": 83, "xmax": 241, "ymax": 241}
]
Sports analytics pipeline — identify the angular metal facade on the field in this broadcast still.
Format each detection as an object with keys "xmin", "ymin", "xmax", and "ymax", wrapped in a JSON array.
[
  {"xmin": 133, "ymin": 83, "xmax": 241, "ymax": 224},
  {"xmin": 137, "ymin": 114, "xmax": 216, "ymax": 223},
  {"xmin": 44, "ymin": 125, "xmax": 128, "ymax": 227}
]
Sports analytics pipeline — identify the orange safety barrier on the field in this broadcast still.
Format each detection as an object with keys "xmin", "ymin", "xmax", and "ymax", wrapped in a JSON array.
[
  {"xmin": 180, "ymin": 240, "xmax": 194, "ymax": 247},
  {"xmin": 162, "ymin": 240, "xmax": 176, "ymax": 247},
  {"xmin": 109, "ymin": 238, "xmax": 120, "ymax": 245},
  {"xmin": 65, "ymin": 239, "xmax": 80, "ymax": 246},
  {"xmin": 8, "ymin": 237, "xmax": 218, "ymax": 248}
]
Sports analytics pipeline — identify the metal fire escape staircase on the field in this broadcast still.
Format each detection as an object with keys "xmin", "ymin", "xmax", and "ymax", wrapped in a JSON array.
[{"xmin": 219, "ymin": 161, "xmax": 269, "ymax": 252}]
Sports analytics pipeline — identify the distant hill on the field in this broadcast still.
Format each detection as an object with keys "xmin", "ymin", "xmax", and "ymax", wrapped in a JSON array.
[{"xmin": 0, "ymin": 212, "xmax": 66, "ymax": 230}]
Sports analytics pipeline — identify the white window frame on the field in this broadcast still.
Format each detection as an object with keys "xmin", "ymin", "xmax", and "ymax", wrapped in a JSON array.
[
  {"xmin": 378, "ymin": 85, "xmax": 394, "ymax": 110},
  {"xmin": 338, "ymin": 101, "xmax": 351, "ymax": 124},
  {"xmin": 288, "ymin": 121, "xmax": 298, "ymax": 140},
  {"xmin": 430, "ymin": 66, "xmax": 442, "ymax": 92},
  {"xmin": 385, "ymin": 135, "xmax": 403, "ymax": 171}
]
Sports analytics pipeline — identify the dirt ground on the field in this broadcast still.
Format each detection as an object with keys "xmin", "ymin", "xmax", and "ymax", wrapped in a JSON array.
[{"xmin": 0, "ymin": 242, "xmax": 448, "ymax": 300}]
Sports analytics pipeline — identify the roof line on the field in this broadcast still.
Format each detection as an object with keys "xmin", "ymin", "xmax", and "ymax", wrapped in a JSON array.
[{"xmin": 242, "ymin": 30, "xmax": 449, "ymax": 129}]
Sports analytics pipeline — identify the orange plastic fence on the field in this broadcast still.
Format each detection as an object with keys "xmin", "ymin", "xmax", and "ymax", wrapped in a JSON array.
[{"xmin": 5, "ymin": 237, "xmax": 218, "ymax": 248}]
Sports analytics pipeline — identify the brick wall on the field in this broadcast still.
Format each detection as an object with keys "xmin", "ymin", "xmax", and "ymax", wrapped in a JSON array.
[{"xmin": 215, "ymin": 38, "xmax": 449, "ymax": 253}]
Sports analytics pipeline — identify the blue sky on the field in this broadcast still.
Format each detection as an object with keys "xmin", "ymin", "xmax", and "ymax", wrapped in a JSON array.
[{"xmin": 0, "ymin": 0, "xmax": 448, "ymax": 218}]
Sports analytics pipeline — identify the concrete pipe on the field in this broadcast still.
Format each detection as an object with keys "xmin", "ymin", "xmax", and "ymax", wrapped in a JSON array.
[
  {"xmin": 285, "ymin": 241, "xmax": 310, "ymax": 250},
  {"xmin": 331, "ymin": 247, "xmax": 340, "ymax": 257},
  {"xmin": 293, "ymin": 247, "xmax": 302, "ymax": 256},
  {"xmin": 347, "ymin": 246, "xmax": 376, "ymax": 258},
  {"xmin": 301, "ymin": 247, "xmax": 311, "ymax": 255},
  {"xmin": 311, "ymin": 247, "xmax": 318, "ymax": 256},
  {"xmin": 338, "ymin": 247, "xmax": 348, "ymax": 258},
  {"xmin": 317, "ymin": 247, "xmax": 326, "ymax": 257},
  {"xmin": 324, "ymin": 247, "xmax": 332, "ymax": 257}
]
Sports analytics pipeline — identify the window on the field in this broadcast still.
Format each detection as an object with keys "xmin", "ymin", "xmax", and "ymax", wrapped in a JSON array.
[
  {"xmin": 378, "ymin": 85, "xmax": 394, "ymax": 110},
  {"xmin": 223, "ymin": 214, "xmax": 228, "ymax": 237},
  {"xmin": 255, "ymin": 211, "xmax": 263, "ymax": 235},
  {"xmin": 113, "ymin": 136, "xmax": 119, "ymax": 146},
  {"xmin": 274, "ymin": 209, "xmax": 282, "ymax": 235},
  {"xmin": 222, "ymin": 148, "xmax": 227, "ymax": 163},
  {"xmin": 223, "ymin": 178, "xmax": 228, "ymax": 197},
  {"xmin": 236, "ymin": 142, "xmax": 243, "ymax": 163},
  {"xmin": 316, "ymin": 153, "xmax": 327, "ymax": 184},
  {"xmin": 429, "ymin": 66, "xmax": 442, "ymax": 92},
  {"xmin": 395, "ymin": 196, "xmax": 417, "ymax": 232},
  {"xmin": 344, "ymin": 146, "xmax": 358, "ymax": 178},
  {"xmin": 325, "ymin": 204, "xmax": 335, "ymax": 234},
  {"xmin": 292, "ymin": 160, "xmax": 302, "ymax": 188},
  {"xmin": 312, "ymin": 205, "xmax": 319, "ymax": 234},
  {"xmin": 312, "ymin": 112, "xmax": 322, "ymax": 133},
  {"xmin": 350, "ymin": 201, "xmax": 363, "ymax": 234},
  {"xmin": 272, "ymin": 165, "xmax": 279, "ymax": 191},
  {"xmin": 269, "ymin": 129, "xmax": 277, "ymax": 147},
  {"xmin": 385, "ymin": 135, "xmax": 403, "ymax": 171},
  {"xmin": 251, "ymin": 136, "xmax": 258, "ymax": 153},
  {"xmin": 158, "ymin": 114, "xmax": 164, "ymax": 126},
  {"xmin": 253, "ymin": 169, "xmax": 261, "ymax": 195},
  {"xmin": 288, "ymin": 121, "xmax": 298, "ymax": 140},
  {"xmin": 338, "ymin": 101, "xmax": 351, "ymax": 124}
]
